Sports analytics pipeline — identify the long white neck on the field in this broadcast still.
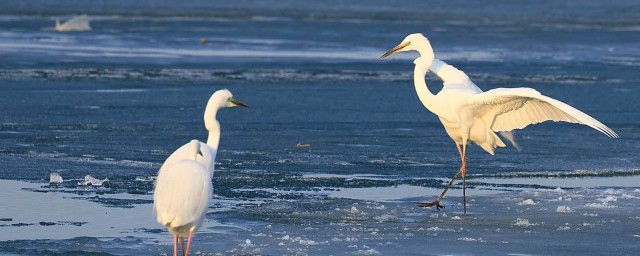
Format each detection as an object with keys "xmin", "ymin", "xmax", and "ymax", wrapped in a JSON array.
[
  {"xmin": 413, "ymin": 59, "xmax": 437, "ymax": 113},
  {"xmin": 204, "ymin": 99, "xmax": 222, "ymax": 150}
]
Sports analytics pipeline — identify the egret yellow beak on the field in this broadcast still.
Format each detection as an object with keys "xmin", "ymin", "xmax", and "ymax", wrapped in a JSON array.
[{"xmin": 380, "ymin": 42, "xmax": 411, "ymax": 59}]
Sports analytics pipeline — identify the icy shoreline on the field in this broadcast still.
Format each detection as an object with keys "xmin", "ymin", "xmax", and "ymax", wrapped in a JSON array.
[{"xmin": 1, "ymin": 175, "xmax": 639, "ymax": 255}]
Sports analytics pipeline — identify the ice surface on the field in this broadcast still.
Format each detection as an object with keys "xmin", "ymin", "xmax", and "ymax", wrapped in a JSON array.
[
  {"xmin": 0, "ymin": 180, "xmax": 160, "ymax": 241},
  {"xmin": 3, "ymin": 176, "xmax": 639, "ymax": 255},
  {"xmin": 0, "ymin": 1, "xmax": 639, "ymax": 254}
]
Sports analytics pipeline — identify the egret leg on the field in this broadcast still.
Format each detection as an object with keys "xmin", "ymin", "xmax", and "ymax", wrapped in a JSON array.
[
  {"xmin": 461, "ymin": 144, "xmax": 467, "ymax": 214},
  {"xmin": 173, "ymin": 235, "xmax": 178, "ymax": 256},
  {"xmin": 180, "ymin": 236, "xmax": 186, "ymax": 256},
  {"xmin": 417, "ymin": 144, "xmax": 466, "ymax": 211},
  {"xmin": 185, "ymin": 230, "xmax": 193, "ymax": 256}
]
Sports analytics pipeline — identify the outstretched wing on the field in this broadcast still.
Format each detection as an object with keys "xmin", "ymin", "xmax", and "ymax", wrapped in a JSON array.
[
  {"xmin": 467, "ymin": 87, "xmax": 618, "ymax": 138},
  {"xmin": 61, "ymin": 15, "xmax": 91, "ymax": 31}
]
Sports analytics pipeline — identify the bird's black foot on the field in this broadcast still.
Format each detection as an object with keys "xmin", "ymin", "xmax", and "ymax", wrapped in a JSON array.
[{"xmin": 417, "ymin": 201, "xmax": 445, "ymax": 210}]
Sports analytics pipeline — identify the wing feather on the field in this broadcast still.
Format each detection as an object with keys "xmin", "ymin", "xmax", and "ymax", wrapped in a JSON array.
[{"xmin": 468, "ymin": 88, "xmax": 618, "ymax": 138}]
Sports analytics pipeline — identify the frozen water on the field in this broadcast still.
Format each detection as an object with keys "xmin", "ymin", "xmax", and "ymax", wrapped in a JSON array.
[
  {"xmin": 0, "ymin": 0, "xmax": 639, "ymax": 255},
  {"xmin": 2, "ymin": 176, "xmax": 640, "ymax": 255}
]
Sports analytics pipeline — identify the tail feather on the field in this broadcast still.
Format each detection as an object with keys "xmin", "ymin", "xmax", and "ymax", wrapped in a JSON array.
[{"xmin": 499, "ymin": 131, "xmax": 520, "ymax": 150}]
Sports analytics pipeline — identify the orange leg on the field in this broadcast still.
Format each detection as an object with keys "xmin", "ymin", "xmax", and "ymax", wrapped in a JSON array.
[
  {"xmin": 185, "ymin": 230, "xmax": 194, "ymax": 256},
  {"xmin": 458, "ymin": 144, "xmax": 467, "ymax": 214},
  {"xmin": 418, "ymin": 143, "xmax": 467, "ymax": 213},
  {"xmin": 180, "ymin": 236, "xmax": 186, "ymax": 256},
  {"xmin": 172, "ymin": 235, "xmax": 178, "ymax": 256}
]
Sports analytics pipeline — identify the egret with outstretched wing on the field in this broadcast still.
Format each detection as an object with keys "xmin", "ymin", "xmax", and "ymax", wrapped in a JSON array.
[{"xmin": 381, "ymin": 33, "xmax": 618, "ymax": 213}]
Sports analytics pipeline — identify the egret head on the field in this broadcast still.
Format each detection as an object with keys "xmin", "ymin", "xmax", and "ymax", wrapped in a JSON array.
[
  {"xmin": 211, "ymin": 89, "xmax": 249, "ymax": 109},
  {"xmin": 204, "ymin": 89, "xmax": 248, "ymax": 132},
  {"xmin": 380, "ymin": 33, "xmax": 433, "ymax": 60}
]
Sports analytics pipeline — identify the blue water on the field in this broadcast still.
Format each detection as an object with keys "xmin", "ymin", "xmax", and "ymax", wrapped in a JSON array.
[{"xmin": 0, "ymin": 0, "xmax": 639, "ymax": 255}]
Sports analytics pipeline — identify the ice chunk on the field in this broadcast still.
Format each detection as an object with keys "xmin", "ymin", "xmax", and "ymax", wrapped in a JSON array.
[
  {"xmin": 597, "ymin": 195, "xmax": 617, "ymax": 203},
  {"xmin": 585, "ymin": 202, "xmax": 615, "ymax": 209},
  {"xmin": 518, "ymin": 199, "xmax": 536, "ymax": 205},
  {"xmin": 295, "ymin": 237, "xmax": 318, "ymax": 245},
  {"xmin": 78, "ymin": 175, "xmax": 109, "ymax": 186},
  {"xmin": 513, "ymin": 218, "xmax": 539, "ymax": 227},
  {"xmin": 373, "ymin": 214, "xmax": 398, "ymax": 222},
  {"xmin": 49, "ymin": 172, "xmax": 63, "ymax": 184},
  {"xmin": 355, "ymin": 248, "xmax": 381, "ymax": 255},
  {"xmin": 556, "ymin": 206, "xmax": 573, "ymax": 213},
  {"xmin": 457, "ymin": 237, "xmax": 484, "ymax": 242}
]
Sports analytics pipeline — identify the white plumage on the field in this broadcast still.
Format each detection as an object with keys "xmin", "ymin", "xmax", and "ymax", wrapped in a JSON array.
[
  {"xmin": 154, "ymin": 140, "xmax": 210, "ymax": 234},
  {"xmin": 54, "ymin": 15, "xmax": 92, "ymax": 32},
  {"xmin": 381, "ymin": 33, "xmax": 618, "ymax": 213},
  {"xmin": 153, "ymin": 89, "xmax": 247, "ymax": 256}
]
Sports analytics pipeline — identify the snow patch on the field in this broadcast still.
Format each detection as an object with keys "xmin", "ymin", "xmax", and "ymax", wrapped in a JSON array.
[
  {"xmin": 49, "ymin": 172, "xmax": 63, "ymax": 184},
  {"xmin": 424, "ymin": 226, "xmax": 456, "ymax": 232},
  {"xmin": 355, "ymin": 248, "xmax": 381, "ymax": 255},
  {"xmin": 373, "ymin": 214, "xmax": 398, "ymax": 222},
  {"xmin": 556, "ymin": 206, "xmax": 573, "ymax": 213},
  {"xmin": 513, "ymin": 218, "xmax": 539, "ymax": 227},
  {"xmin": 457, "ymin": 237, "xmax": 485, "ymax": 242},
  {"xmin": 518, "ymin": 199, "xmax": 536, "ymax": 206},
  {"xmin": 557, "ymin": 223, "xmax": 571, "ymax": 231},
  {"xmin": 77, "ymin": 175, "xmax": 109, "ymax": 186},
  {"xmin": 597, "ymin": 195, "xmax": 618, "ymax": 203},
  {"xmin": 585, "ymin": 203, "xmax": 616, "ymax": 209}
]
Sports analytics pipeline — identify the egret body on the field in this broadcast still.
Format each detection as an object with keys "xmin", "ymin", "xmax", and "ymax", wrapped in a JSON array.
[
  {"xmin": 153, "ymin": 89, "xmax": 247, "ymax": 256},
  {"xmin": 381, "ymin": 33, "xmax": 618, "ymax": 213},
  {"xmin": 54, "ymin": 15, "xmax": 91, "ymax": 32}
]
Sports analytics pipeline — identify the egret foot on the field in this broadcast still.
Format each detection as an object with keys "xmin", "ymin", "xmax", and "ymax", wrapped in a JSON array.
[{"xmin": 417, "ymin": 201, "xmax": 445, "ymax": 210}]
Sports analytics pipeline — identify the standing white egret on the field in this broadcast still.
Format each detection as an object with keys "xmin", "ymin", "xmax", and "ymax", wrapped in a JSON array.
[
  {"xmin": 153, "ymin": 89, "xmax": 247, "ymax": 256},
  {"xmin": 381, "ymin": 33, "xmax": 618, "ymax": 213},
  {"xmin": 54, "ymin": 15, "xmax": 92, "ymax": 32}
]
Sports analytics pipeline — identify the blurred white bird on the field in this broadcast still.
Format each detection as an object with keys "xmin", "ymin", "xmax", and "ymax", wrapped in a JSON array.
[
  {"xmin": 381, "ymin": 33, "xmax": 618, "ymax": 213},
  {"xmin": 49, "ymin": 172, "xmax": 63, "ymax": 184},
  {"xmin": 54, "ymin": 15, "xmax": 91, "ymax": 32},
  {"xmin": 153, "ymin": 89, "xmax": 247, "ymax": 256}
]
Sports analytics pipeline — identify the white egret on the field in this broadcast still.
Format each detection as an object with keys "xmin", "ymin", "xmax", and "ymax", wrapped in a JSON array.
[
  {"xmin": 153, "ymin": 89, "xmax": 247, "ymax": 256},
  {"xmin": 381, "ymin": 33, "xmax": 618, "ymax": 213},
  {"xmin": 54, "ymin": 15, "xmax": 91, "ymax": 32}
]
